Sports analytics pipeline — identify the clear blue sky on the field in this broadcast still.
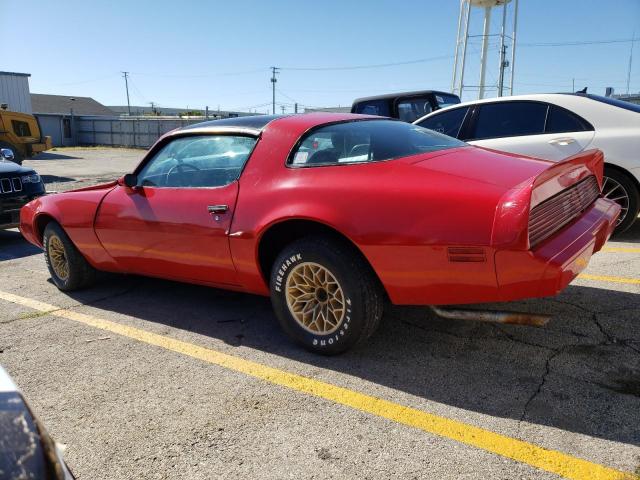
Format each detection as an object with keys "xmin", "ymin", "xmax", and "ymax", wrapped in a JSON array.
[{"xmin": 2, "ymin": 0, "xmax": 639, "ymax": 112}]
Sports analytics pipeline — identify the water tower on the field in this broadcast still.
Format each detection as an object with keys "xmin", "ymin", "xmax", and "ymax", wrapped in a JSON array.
[{"xmin": 451, "ymin": 0, "xmax": 519, "ymax": 100}]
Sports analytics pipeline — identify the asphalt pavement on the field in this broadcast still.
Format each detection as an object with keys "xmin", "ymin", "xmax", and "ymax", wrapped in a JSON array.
[{"xmin": 0, "ymin": 148, "xmax": 638, "ymax": 479}]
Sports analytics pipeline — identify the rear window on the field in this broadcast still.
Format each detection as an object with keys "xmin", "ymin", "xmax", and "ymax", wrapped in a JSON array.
[{"xmin": 289, "ymin": 120, "xmax": 465, "ymax": 167}]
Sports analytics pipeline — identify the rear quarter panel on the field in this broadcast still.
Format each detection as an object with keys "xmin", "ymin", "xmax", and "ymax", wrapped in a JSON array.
[{"xmin": 230, "ymin": 127, "xmax": 511, "ymax": 304}]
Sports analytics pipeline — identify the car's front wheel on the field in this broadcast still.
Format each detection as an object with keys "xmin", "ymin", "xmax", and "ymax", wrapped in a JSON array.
[
  {"xmin": 603, "ymin": 166, "xmax": 639, "ymax": 234},
  {"xmin": 43, "ymin": 222, "xmax": 96, "ymax": 291},
  {"xmin": 270, "ymin": 236, "xmax": 384, "ymax": 355}
]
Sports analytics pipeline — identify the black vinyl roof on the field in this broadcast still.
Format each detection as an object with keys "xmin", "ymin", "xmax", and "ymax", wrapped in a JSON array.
[{"xmin": 182, "ymin": 114, "xmax": 285, "ymax": 131}]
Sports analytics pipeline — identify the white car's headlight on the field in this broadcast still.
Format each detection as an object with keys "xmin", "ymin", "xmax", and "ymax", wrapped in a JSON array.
[{"xmin": 21, "ymin": 174, "xmax": 41, "ymax": 183}]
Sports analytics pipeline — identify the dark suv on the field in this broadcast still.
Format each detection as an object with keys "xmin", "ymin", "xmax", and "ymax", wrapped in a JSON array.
[
  {"xmin": 351, "ymin": 90, "xmax": 461, "ymax": 123},
  {"xmin": 0, "ymin": 148, "xmax": 45, "ymax": 229}
]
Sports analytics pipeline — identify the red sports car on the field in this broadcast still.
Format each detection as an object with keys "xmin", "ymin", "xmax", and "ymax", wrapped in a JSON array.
[{"xmin": 20, "ymin": 113, "xmax": 620, "ymax": 354}]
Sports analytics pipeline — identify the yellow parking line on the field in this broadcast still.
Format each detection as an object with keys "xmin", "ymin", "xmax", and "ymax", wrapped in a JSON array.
[
  {"xmin": 0, "ymin": 290, "xmax": 635, "ymax": 480},
  {"xmin": 601, "ymin": 247, "xmax": 640, "ymax": 253},
  {"xmin": 578, "ymin": 274, "xmax": 640, "ymax": 285}
]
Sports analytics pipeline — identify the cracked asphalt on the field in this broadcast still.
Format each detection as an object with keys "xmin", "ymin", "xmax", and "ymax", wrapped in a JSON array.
[{"xmin": 0, "ymin": 148, "xmax": 639, "ymax": 479}]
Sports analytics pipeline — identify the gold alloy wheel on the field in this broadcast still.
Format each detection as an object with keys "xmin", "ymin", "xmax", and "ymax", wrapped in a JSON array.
[
  {"xmin": 285, "ymin": 262, "xmax": 346, "ymax": 335},
  {"xmin": 48, "ymin": 235, "xmax": 69, "ymax": 281}
]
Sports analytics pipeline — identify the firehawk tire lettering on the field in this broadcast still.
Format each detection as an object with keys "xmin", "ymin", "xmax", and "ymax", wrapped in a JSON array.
[{"xmin": 269, "ymin": 236, "xmax": 383, "ymax": 355}]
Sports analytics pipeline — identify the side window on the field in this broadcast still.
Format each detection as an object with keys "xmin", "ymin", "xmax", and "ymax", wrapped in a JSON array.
[
  {"xmin": 470, "ymin": 102, "xmax": 548, "ymax": 140},
  {"xmin": 352, "ymin": 100, "xmax": 391, "ymax": 117},
  {"xmin": 545, "ymin": 105, "xmax": 591, "ymax": 133},
  {"xmin": 396, "ymin": 98, "xmax": 432, "ymax": 123},
  {"xmin": 11, "ymin": 120, "xmax": 32, "ymax": 137},
  {"xmin": 136, "ymin": 135, "xmax": 256, "ymax": 188},
  {"xmin": 417, "ymin": 107, "xmax": 469, "ymax": 139}
]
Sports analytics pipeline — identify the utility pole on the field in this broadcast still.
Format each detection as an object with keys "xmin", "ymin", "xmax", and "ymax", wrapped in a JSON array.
[
  {"xmin": 497, "ymin": 1, "xmax": 508, "ymax": 97},
  {"xmin": 626, "ymin": 34, "xmax": 635, "ymax": 95},
  {"xmin": 281, "ymin": 105, "xmax": 286, "ymax": 114},
  {"xmin": 270, "ymin": 67, "xmax": 279, "ymax": 114},
  {"xmin": 122, "ymin": 72, "xmax": 131, "ymax": 116},
  {"xmin": 294, "ymin": 103, "xmax": 298, "ymax": 113}
]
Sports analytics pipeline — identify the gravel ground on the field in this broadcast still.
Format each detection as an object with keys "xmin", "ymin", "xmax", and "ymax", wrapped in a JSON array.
[{"xmin": 1, "ymin": 148, "xmax": 639, "ymax": 479}]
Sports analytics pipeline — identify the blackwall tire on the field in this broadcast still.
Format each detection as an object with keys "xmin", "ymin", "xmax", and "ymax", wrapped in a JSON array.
[
  {"xmin": 270, "ymin": 236, "xmax": 384, "ymax": 355},
  {"xmin": 43, "ymin": 222, "xmax": 96, "ymax": 291},
  {"xmin": 603, "ymin": 167, "xmax": 639, "ymax": 234}
]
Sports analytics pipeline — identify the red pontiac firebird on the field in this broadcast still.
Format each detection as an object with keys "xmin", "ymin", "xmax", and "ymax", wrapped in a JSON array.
[{"xmin": 20, "ymin": 113, "xmax": 620, "ymax": 354}]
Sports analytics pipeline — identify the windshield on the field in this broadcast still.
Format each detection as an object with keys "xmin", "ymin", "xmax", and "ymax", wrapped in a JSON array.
[{"xmin": 290, "ymin": 119, "xmax": 466, "ymax": 167}]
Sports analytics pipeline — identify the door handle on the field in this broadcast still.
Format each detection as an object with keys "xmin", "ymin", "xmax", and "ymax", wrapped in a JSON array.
[
  {"xmin": 207, "ymin": 205, "xmax": 228, "ymax": 214},
  {"xmin": 548, "ymin": 137, "xmax": 576, "ymax": 146}
]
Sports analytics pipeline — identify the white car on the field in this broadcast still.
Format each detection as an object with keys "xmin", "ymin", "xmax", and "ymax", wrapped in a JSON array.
[{"xmin": 414, "ymin": 93, "xmax": 640, "ymax": 232}]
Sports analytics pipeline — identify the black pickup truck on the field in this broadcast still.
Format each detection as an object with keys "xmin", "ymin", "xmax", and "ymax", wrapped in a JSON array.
[
  {"xmin": 0, "ymin": 149, "xmax": 45, "ymax": 229},
  {"xmin": 351, "ymin": 90, "xmax": 461, "ymax": 123}
]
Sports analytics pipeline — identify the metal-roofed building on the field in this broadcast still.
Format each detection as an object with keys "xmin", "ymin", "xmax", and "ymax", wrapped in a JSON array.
[
  {"xmin": 31, "ymin": 94, "xmax": 115, "ymax": 147},
  {"xmin": 0, "ymin": 71, "xmax": 32, "ymax": 113},
  {"xmin": 31, "ymin": 94, "xmax": 115, "ymax": 116}
]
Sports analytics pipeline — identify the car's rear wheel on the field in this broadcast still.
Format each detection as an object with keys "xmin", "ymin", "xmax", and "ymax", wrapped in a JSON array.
[
  {"xmin": 603, "ymin": 166, "xmax": 639, "ymax": 234},
  {"xmin": 270, "ymin": 236, "xmax": 384, "ymax": 355},
  {"xmin": 43, "ymin": 222, "xmax": 96, "ymax": 291}
]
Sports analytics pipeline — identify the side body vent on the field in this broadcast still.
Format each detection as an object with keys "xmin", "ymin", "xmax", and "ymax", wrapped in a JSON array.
[{"xmin": 447, "ymin": 247, "xmax": 486, "ymax": 263}]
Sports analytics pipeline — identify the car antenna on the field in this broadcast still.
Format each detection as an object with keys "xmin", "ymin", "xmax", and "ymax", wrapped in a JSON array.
[{"xmin": 576, "ymin": 87, "xmax": 588, "ymax": 94}]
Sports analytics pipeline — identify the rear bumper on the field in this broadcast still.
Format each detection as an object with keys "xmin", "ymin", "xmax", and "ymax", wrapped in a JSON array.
[{"xmin": 495, "ymin": 197, "xmax": 620, "ymax": 301}]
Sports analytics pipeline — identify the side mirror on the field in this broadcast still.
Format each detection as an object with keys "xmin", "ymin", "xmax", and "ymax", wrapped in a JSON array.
[
  {"xmin": 123, "ymin": 173, "xmax": 138, "ymax": 188},
  {"xmin": 0, "ymin": 148, "xmax": 15, "ymax": 162}
]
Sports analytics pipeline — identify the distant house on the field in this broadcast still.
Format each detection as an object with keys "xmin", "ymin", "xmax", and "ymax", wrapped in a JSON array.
[
  {"xmin": 31, "ymin": 94, "xmax": 115, "ymax": 116},
  {"xmin": 31, "ymin": 94, "xmax": 115, "ymax": 147}
]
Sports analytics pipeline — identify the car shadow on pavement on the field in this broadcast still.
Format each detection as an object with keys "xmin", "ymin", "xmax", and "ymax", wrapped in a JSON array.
[
  {"xmin": 40, "ymin": 175, "xmax": 77, "ymax": 184},
  {"xmin": 32, "ymin": 152, "xmax": 81, "ymax": 160},
  {"xmin": 0, "ymin": 230, "xmax": 41, "ymax": 260},
  {"xmin": 63, "ymin": 275, "xmax": 640, "ymax": 448},
  {"xmin": 612, "ymin": 217, "xmax": 640, "ymax": 244}
]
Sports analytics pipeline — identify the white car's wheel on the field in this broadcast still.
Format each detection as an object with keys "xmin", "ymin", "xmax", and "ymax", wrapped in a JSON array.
[{"xmin": 603, "ymin": 167, "xmax": 639, "ymax": 234}]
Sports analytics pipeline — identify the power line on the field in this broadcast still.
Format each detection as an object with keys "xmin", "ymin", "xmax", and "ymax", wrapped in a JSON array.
[
  {"xmin": 279, "ymin": 54, "xmax": 453, "ymax": 71},
  {"xmin": 520, "ymin": 38, "xmax": 638, "ymax": 47},
  {"xmin": 130, "ymin": 68, "xmax": 268, "ymax": 78}
]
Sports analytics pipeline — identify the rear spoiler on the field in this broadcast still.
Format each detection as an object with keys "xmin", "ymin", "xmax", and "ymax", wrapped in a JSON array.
[{"xmin": 530, "ymin": 149, "xmax": 604, "ymax": 209}]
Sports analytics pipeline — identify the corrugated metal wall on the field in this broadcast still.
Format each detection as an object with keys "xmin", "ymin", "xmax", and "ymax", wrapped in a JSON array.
[
  {"xmin": 76, "ymin": 117, "xmax": 206, "ymax": 148},
  {"xmin": 0, "ymin": 73, "xmax": 32, "ymax": 113}
]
